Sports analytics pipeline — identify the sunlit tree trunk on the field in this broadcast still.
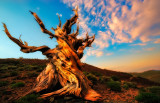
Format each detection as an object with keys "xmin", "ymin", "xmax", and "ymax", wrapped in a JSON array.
[{"xmin": 3, "ymin": 7, "xmax": 102, "ymax": 101}]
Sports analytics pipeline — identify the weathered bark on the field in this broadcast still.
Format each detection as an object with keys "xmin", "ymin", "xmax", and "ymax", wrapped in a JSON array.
[{"xmin": 3, "ymin": 7, "xmax": 102, "ymax": 101}]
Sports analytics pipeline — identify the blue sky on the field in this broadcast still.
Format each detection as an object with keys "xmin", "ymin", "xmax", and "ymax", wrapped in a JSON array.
[{"xmin": 0, "ymin": 0, "xmax": 160, "ymax": 72}]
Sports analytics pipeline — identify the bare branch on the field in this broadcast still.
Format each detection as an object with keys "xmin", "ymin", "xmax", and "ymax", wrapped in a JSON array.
[
  {"xmin": 86, "ymin": 34, "xmax": 95, "ymax": 47},
  {"xmin": 2, "ymin": 7, "xmax": 101, "ymax": 101},
  {"xmin": 24, "ymin": 41, "xmax": 28, "ymax": 46},
  {"xmin": 51, "ymin": 27, "xmax": 56, "ymax": 31},
  {"xmin": 3, "ymin": 23, "xmax": 50, "ymax": 54},
  {"xmin": 62, "ymin": 7, "xmax": 78, "ymax": 34},
  {"xmin": 74, "ymin": 22, "xmax": 79, "ymax": 36},
  {"xmin": 19, "ymin": 35, "xmax": 23, "ymax": 44},
  {"xmin": 58, "ymin": 15, "xmax": 61, "ymax": 27},
  {"xmin": 70, "ymin": 22, "xmax": 79, "ymax": 37},
  {"xmin": 29, "ymin": 11, "xmax": 56, "ymax": 39},
  {"xmin": 77, "ymin": 34, "xmax": 95, "ymax": 59}
]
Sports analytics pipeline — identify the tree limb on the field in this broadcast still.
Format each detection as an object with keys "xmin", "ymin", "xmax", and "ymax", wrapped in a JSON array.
[
  {"xmin": 62, "ymin": 7, "xmax": 78, "ymax": 34},
  {"xmin": 3, "ymin": 23, "xmax": 50, "ymax": 54},
  {"xmin": 29, "ymin": 11, "xmax": 56, "ymax": 39},
  {"xmin": 70, "ymin": 22, "xmax": 79, "ymax": 37},
  {"xmin": 77, "ymin": 34, "xmax": 95, "ymax": 59},
  {"xmin": 58, "ymin": 14, "xmax": 61, "ymax": 27}
]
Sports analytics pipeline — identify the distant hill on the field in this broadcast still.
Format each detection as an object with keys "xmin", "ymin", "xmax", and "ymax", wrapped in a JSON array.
[
  {"xmin": 131, "ymin": 70, "xmax": 160, "ymax": 83},
  {"xmin": 82, "ymin": 63, "xmax": 133, "ymax": 80},
  {"xmin": 0, "ymin": 58, "xmax": 159, "ymax": 86},
  {"xmin": 82, "ymin": 63, "xmax": 160, "ymax": 86},
  {"xmin": 0, "ymin": 58, "xmax": 160, "ymax": 103}
]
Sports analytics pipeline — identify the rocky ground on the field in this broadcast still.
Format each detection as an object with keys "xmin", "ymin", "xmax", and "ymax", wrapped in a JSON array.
[{"xmin": 0, "ymin": 59, "xmax": 159, "ymax": 103}]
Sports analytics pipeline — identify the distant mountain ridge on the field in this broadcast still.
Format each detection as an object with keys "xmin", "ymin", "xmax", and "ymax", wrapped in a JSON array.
[{"xmin": 131, "ymin": 70, "xmax": 160, "ymax": 83}]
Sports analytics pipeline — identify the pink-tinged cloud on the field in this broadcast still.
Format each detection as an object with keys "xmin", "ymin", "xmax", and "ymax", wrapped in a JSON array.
[
  {"xmin": 154, "ymin": 38, "xmax": 160, "ymax": 43},
  {"xmin": 87, "ymin": 49, "xmax": 103, "ymax": 57},
  {"xmin": 108, "ymin": 0, "xmax": 160, "ymax": 44},
  {"xmin": 62, "ymin": 0, "xmax": 160, "ymax": 45},
  {"xmin": 106, "ymin": 53, "xmax": 113, "ymax": 56},
  {"xmin": 94, "ymin": 31, "xmax": 111, "ymax": 49},
  {"xmin": 81, "ymin": 49, "xmax": 104, "ymax": 62},
  {"xmin": 62, "ymin": 0, "xmax": 160, "ymax": 58},
  {"xmin": 144, "ymin": 47, "xmax": 156, "ymax": 51}
]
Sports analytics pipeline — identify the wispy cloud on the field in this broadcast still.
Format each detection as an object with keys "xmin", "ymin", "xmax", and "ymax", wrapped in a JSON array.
[
  {"xmin": 87, "ymin": 48, "xmax": 103, "ymax": 57},
  {"xmin": 94, "ymin": 31, "xmax": 111, "ymax": 49},
  {"xmin": 62, "ymin": 0, "xmax": 160, "ymax": 58},
  {"xmin": 106, "ymin": 53, "xmax": 113, "ymax": 56},
  {"xmin": 62, "ymin": 0, "xmax": 160, "ymax": 43},
  {"xmin": 131, "ymin": 43, "xmax": 147, "ymax": 46},
  {"xmin": 154, "ymin": 38, "xmax": 160, "ymax": 44},
  {"xmin": 144, "ymin": 47, "xmax": 156, "ymax": 51}
]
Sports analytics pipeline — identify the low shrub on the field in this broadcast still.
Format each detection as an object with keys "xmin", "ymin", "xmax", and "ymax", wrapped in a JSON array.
[
  {"xmin": 39, "ymin": 65, "xmax": 46, "ymax": 69},
  {"xmin": 27, "ymin": 72, "xmax": 38, "ymax": 77},
  {"xmin": 135, "ymin": 92, "xmax": 160, "ymax": 103},
  {"xmin": 18, "ymin": 67, "xmax": 24, "ymax": 71},
  {"xmin": 91, "ymin": 71, "xmax": 102, "ymax": 77},
  {"xmin": 107, "ymin": 81, "xmax": 121, "ymax": 92},
  {"xmin": 111, "ymin": 75, "xmax": 120, "ymax": 81},
  {"xmin": 0, "ymin": 73, "xmax": 10, "ymax": 78},
  {"xmin": 36, "ymin": 67, "xmax": 44, "ymax": 72},
  {"xmin": 23, "ymin": 65, "xmax": 34, "ymax": 71},
  {"xmin": 123, "ymin": 82, "xmax": 137, "ymax": 90},
  {"xmin": 24, "ymin": 65, "xmax": 40, "ymax": 71},
  {"xmin": 11, "ymin": 82, "xmax": 25, "ymax": 88},
  {"xmin": 11, "ymin": 81, "xmax": 16, "ymax": 84},
  {"xmin": 147, "ymin": 86, "xmax": 160, "ymax": 96},
  {"xmin": 0, "ymin": 65, "xmax": 8, "ymax": 72},
  {"xmin": 139, "ymin": 87, "xmax": 146, "ymax": 93},
  {"xmin": 0, "ymin": 81, "xmax": 9, "ymax": 87},
  {"xmin": 7, "ymin": 66, "xmax": 17, "ymax": 70},
  {"xmin": 86, "ymin": 73, "xmax": 97, "ymax": 84},
  {"xmin": 0, "ymin": 59, "xmax": 20, "ymax": 65},
  {"xmin": 10, "ymin": 71, "xmax": 18, "ymax": 76},
  {"xmin": 2, "ymin": 90, "xmax": 12, "ymax": 95},
  {"xmin": 99, "ymin": 76, "xmax": 111, "ymax": 84},
  {"xmin": 15, "ymin": 94, "xmax": 43, "ymax": 103},
  {"xmin": 83, "ymin": 71, "xmax": 89, "ymax": 76},
  {"xmin": 123, "ymin": 84, "xmax": 129, "ymax": 90}
]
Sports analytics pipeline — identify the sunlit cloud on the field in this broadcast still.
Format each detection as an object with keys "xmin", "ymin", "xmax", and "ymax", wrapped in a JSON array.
[
  {"xmin": 144, "ymin": 47, "xmax": 156, "ymax": 51},
  {"xmin": 81, "ymin": 48, "xmax": 103, "ymax": 62},
  {"xmin": 154, "ymin": 38, "xmax": 160, "ymax": 44},
  {"xmin": 87, "ymin": 49, "xmax": 103, "ymax": 57},
  {"xmin": 0, "ymin": 0, "xmax": 159, "ymax": 72},
  {"xmin": 61, "ymin": 0, "xmax": 91, "ymax": 34},
  {"xmin": 62, "ymin": 0, "xmax": 160, "ymax": 62},
  {"xmin": 106, "ymin": 53, "xmax": 113, "ymax": 56},
  {"xmin": 62, "ymin": 0, "xmax": 160, "ymax": 45},
  {"xmin": 94, "ymin": 31, "xmax": 111, "ymax": 49}
]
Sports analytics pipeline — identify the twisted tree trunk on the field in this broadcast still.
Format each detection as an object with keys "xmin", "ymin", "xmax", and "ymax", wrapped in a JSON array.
[{"xmin": 3, "ymin": 7, "xmax": 102, "ymax": 101}]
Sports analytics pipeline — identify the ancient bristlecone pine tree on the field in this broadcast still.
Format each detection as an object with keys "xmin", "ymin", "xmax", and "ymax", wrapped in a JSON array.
[{"xmin": 3, "ymin": 7, "xmax": 101, "ymax": 101}]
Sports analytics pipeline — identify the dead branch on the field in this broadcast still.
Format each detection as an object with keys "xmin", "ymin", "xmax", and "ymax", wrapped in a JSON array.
[
  {"xmin": 3, "ymin": 23, "xmax": 50, "ymax": 54},
  {"xmin": 2, "ymin": 6, "xmax": 102, "ymax": 102},
  {"xmin": 29, "ymin": 11, "xmax": 56, "ymax": 39}
]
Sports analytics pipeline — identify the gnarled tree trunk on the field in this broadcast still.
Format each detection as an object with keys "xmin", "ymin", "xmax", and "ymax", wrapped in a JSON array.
[{"xmin": 3, "ymin": 7, "xmax": 102, "ymax": 101}]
